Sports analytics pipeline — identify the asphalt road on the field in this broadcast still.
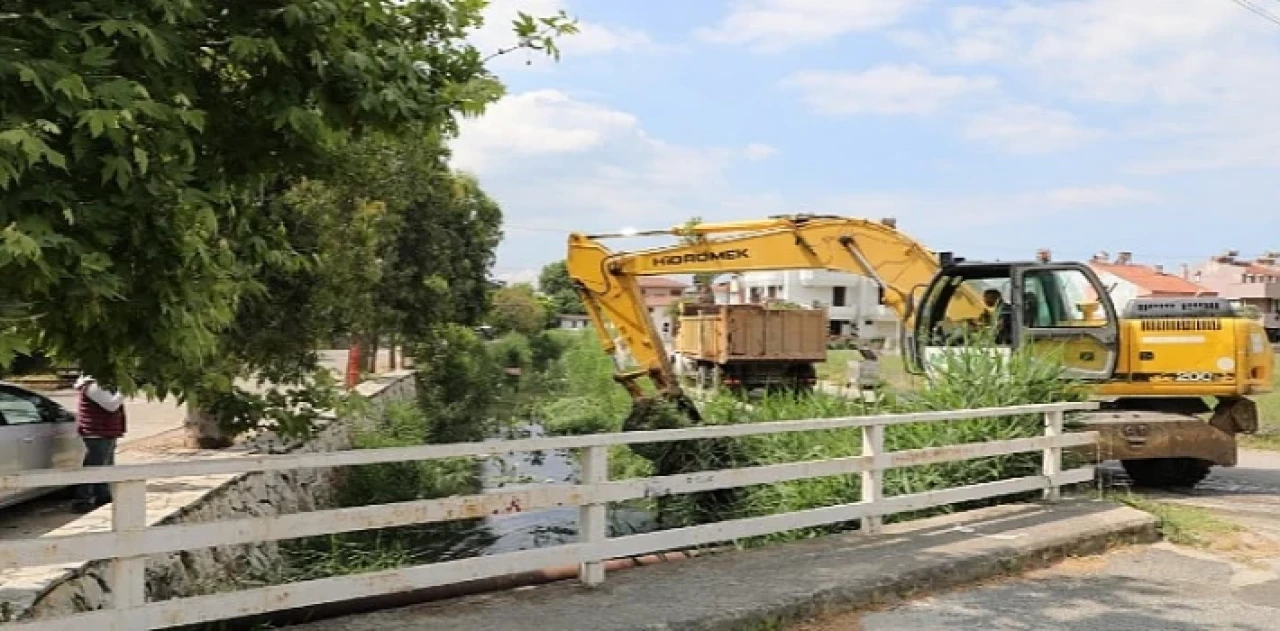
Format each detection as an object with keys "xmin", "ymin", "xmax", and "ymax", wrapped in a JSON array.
[{"xmin": 799, "ymin": 450, "xmax": 1280, "ymax": 630}]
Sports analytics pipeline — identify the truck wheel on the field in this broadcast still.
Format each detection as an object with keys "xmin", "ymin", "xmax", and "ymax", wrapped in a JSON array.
[{"xmin": 1120, "ymin": 457, "xmax": 1213, "ymax": 488}]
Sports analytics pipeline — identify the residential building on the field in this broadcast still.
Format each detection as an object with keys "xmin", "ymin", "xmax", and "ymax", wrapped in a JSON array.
[
  {"xmin": 717, "ymin": 271, "xmax": 900, "ymax": 349},
  {"xmin": 1186, "ymin": 251, "xmax": 1280, "ymax": 336},
  {"xmin": 555, "ymin": 314, "xmax": 590, "ymax": 331},
  {"xmin": 1086, "ymin": 251, "xmax": 1217, "ymax": 312},
  {"xmin": 638, "ymin": 276, "xmax": 688, "ymax": 345}
]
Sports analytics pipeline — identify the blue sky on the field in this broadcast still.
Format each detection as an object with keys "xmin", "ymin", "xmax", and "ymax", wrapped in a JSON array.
[{"xmin": 450, "ymin": 0, "xmax": 1280, "ymax": 284}]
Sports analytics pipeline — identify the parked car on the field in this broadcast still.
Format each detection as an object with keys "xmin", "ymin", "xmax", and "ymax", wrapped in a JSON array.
[{"xmin": 0, "ymin": 381, "xmax": 84, "ymax": 510}]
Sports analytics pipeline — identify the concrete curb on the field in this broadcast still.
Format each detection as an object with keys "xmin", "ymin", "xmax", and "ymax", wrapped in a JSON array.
[
  {"xmin": 718, "ymin": 502, "xmax": 1159, "ymax": 631},
  {"xmin": 286, "ymin": 499, "xmax": 1160, "ymax": 631}
]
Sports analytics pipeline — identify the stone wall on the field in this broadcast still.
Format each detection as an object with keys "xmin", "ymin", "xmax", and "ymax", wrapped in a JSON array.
[{"xmin": 17, "ymin": 370, "xmax": 417, "ymax": 622}]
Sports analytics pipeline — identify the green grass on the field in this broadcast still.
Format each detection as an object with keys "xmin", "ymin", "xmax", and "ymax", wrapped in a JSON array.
[
  {"xmin": 1115, "ymin": 495, "xmax": 1243, "ymax": 548},
  {"xmin": 816, "ymin": 350, "xmax": 916, "ymax": 391},
  {"xmin": 1241, "ymin": 356, "xmax": 1280, "ymax": 451}
]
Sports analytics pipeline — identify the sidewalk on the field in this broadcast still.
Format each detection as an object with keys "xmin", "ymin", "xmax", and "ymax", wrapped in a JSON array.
[
  {"xmin": 288, "ymin": 499, "xmax": 1156, "ymax": 631},
  {"xmin": 808, "ymin": 455, "xmax": 1280, "ymax": 630}
]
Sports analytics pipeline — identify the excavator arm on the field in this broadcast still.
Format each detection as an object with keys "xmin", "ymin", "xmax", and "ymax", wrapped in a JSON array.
[{"xmin": 565, "ymin": 214, "xmax": 984, "ymax": 423}]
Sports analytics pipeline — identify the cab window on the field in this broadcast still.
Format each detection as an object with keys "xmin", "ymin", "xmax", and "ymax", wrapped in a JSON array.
[
  {"xmin": 918, "ymin": 273, "xmax": 1013, "ymax": 346},
  {"xmin": 1021, "ymin": 268, "xmax": 1110, "ymax": 328}
]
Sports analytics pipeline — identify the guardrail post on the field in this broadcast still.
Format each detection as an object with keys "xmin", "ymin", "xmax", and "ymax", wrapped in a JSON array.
[
  {"xmin": 1043, "ymin": 410, "xmax": 1064, "ymax": 501},
  {"xmin": 110, "ymin": 479, "xmax": 148, "ymax": 624},
  {"xmin": 578, "ymin": 445, "xmax": 608, "ymax": 586},
  {"xmin": 861, "ymin": 423, "xmax": 884, "ymax": 534}
]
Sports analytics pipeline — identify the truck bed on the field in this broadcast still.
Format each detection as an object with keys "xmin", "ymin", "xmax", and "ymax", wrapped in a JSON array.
[{"xmin": 675, "ymin": 304, "xmax": 828, "ymax": 364}]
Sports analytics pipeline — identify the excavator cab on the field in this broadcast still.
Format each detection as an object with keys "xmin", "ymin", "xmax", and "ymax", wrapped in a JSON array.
[{"xmin": 906, "ymin": 261, "xmax": 1121, "ymax": 380}]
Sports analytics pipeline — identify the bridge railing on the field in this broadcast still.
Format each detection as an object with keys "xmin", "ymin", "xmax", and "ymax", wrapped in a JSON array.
[{"xmin": 0, "ymin": 401, "xmax": 1098, "ymax": 630}]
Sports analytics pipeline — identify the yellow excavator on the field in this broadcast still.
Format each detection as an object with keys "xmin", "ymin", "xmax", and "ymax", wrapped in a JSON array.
[{"xmin": 566, "ymin": 214, "xmax": 1273, "ymax": 488}]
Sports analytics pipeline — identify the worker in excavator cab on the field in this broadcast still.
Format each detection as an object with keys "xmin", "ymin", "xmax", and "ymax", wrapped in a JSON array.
[{"xmin": 977, "ymin": 288, "xmax": 1013, "ymax": 344}]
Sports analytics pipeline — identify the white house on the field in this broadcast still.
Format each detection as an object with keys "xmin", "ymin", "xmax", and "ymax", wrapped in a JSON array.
[
  {"xmin": 1086, "ymin": 251, "xmax": 1216, "ymax": 314},
  {"xmin": 637, "ymin": 276, "xmax": 688, "ymax": 346},
  {"xmin": 556, "ymin": 314, "xmax": 590, "ymax": 331},
  {"xmin": 718, "ymin": 270, "xmax": 900, "ymax": 349}
]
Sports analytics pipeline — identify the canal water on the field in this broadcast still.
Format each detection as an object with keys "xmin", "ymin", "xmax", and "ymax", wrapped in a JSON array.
[
  {"xmin": 473, "ymin": 422, "xmax": 657, "ymax": 555},
  {"xmin": 393, "ymin": 422, "xmax": 658, "ymax": 564}
]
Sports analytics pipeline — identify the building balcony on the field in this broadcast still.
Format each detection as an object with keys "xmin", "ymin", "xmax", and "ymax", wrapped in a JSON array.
[
  {"xmin": 1210, "ymin": 282, "xmax": 1280, "ymax": 300},
  {"xmin": 799, "ymin": 269, "xmax": 867, "ymax": 287}
]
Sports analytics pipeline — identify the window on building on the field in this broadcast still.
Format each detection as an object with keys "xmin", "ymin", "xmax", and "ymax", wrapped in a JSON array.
[
  {"xmin": 828, "ymin": 320, "xmax": 847, "ymax": 336},
  {"xmin": 832, "ymin": 286, "xmax": 847, "ymax": 307},
  {"xmin": 767, "ymin": 286, "xmax": 779, "ymax": 299}
]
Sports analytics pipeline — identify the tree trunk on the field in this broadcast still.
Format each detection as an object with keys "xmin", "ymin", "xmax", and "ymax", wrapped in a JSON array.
[
  {"xmin": 388, "ymin": 338, "xmax": 398, "ymax": 370},
  {"xmin": 365, "ymin": 330, "xmax": 380, "ymax": 374},
  {"xmin": 184, "ymin": 400, "xmax": 232, "ymax": 449}
]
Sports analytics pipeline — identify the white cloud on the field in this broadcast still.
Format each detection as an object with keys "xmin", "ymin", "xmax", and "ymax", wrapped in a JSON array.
[
  {"xmin": 696, "ymin": 0, "xmax": 925, "ymax": 51},
  {"xmin": 962, "ymin": 104, "xmax": 1102, "ymax": 154},
  {"xmin": 892, "ymin": 0, "xmax": 1280, "ymax": 172},
  {"xmin": 450, "ymin": 87, "xmax": 1153, "ymax": 271},
  {"xmin": 783, "ymin": 64, "xmax": 997, "ymax": 116},
  {"xmin": 450, "ymin": 90, "xmax": 638, "ymax": 173},
  {"xmin": 495, "ymin": 268, "xmax": 540, "ymax": 287},
  {"xmin": 1040, "ymin": 185, "xmax": 1158, "ymax": 206},
  {"xmin": 821, "ymin": 185, "xmax": 1159, "ymax": 229},
  {"xmin": 743, "ymin": 143, "xmax": 779, "ymax": 161},
  {"xmin": 449, "ymin": 89, "xmax": 785, "ymax": 270},
  {"xmin": 468, "ymin": 0, "xmax": 656, "ymax": 67}
]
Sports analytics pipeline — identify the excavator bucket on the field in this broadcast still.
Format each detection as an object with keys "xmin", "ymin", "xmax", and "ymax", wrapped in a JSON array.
[{"xmin": 621, "ymin": 392, "xmax": 704, "ymax": 433}]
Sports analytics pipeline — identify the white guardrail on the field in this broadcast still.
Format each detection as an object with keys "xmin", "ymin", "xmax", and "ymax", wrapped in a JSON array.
[{"xmin": 0, "ymin": 401, "xmax": 1099, "ymax": 630}]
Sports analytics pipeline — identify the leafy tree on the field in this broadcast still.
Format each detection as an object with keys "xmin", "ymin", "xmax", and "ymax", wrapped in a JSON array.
[
  {"xmin": 0, "ymin": 1, "xmax": 577, "ymax": 444},
  {"xmin": 413, "ymin": 323, "xmax": 503, "ymax": 443},
  {"xmin": 489, "ymin": 283, "xmax": 547, "ymax": 336},
  {"xmin": 377, "ymin": 167, "xmax": 503, "ymax": 344},
  {"xmin": 538, "ymin": 259, "xmax": 585, "ymax": 316},
  {"xmin": 676, "ymin": 217, "xmax": 718, "ymax": 301}
]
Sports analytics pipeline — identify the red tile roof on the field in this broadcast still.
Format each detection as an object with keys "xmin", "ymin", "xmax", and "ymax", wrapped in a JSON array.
[
  {"xmin": 1203, "ymin": 257, "xmax": 1280, "ymax": 277},
  {"xmin": 645, "ymin": 294, "xmax": 681, "ymax": 308},
  {"xmin": 1090, "ymin": 262, "xmax": 1217, "ymax": 296},
  {"xmin": 637, "ymin": 276, "xmax": 687, "ymax": 289},
  {"xmin": 1243, "ymin": 263, "xmax": 1280, "ymax": 276}
]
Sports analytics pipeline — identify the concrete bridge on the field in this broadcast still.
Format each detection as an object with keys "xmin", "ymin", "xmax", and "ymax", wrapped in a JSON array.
[{"xmin": 0, "ymin": 398, "xmax": 1132, "ymax": 630}]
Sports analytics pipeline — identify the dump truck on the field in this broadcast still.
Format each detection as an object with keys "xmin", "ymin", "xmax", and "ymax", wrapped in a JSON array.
[{"xmin": 672, "ymin": 303, "xmax": 828, "ymax": 393}]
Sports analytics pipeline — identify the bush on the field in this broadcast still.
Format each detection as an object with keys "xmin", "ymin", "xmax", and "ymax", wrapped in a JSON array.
[
  {"xmin": 413, "ymin": 323, "xmax": 504, "ymax": 443},
  {"xmin": 491, "ymin": 332, "xmax": 532, "ymax": 371},
  {"xmin": 690, "ymin": 340, "xmax": 1084, "ymax": 539},
  {"xmin": 528, "ymin": 331, "xmax": 568, "ymax": 373},
  {"xmin": 539, "ymin": 328, "xmax": 1086, "ymax": 534},
  {"xmin": 336, "ymin": 402, "xmax": 480, "ymax": 507},
  {"xmin": 283, "ymin": 401, "xmax": 492, "ymax": 581}
]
